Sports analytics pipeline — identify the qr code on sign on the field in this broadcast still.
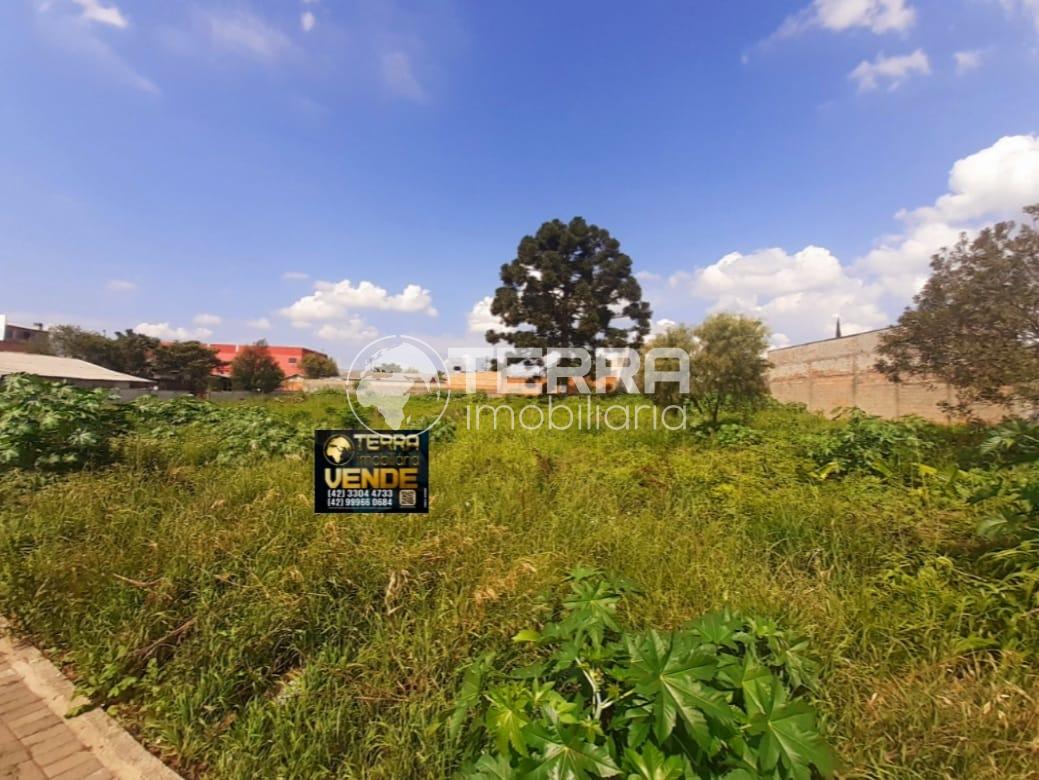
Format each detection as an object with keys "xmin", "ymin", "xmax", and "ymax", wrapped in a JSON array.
[{"xmin": 399, "ymin": 489, "xmax": 417, "ymax": 508}]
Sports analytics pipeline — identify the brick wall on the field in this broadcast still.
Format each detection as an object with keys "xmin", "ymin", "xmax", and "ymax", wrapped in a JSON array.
[{"xmin": 767, "ymin": 328, "xmax": 1013, "ymax": 422}]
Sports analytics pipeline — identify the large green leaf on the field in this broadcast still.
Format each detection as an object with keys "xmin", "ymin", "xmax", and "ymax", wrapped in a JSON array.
[
  {"xmin": 742, "ymin": 665, "xmax": 834, "ymax": 778},
  {"xmin": 625, "ymin": 631, "xmax": 729, "ymax": 745},
  {"xmin": 622, "ymin": 743, "xmax": 685, "ymax": 780},
  {"xmin": 525, "ymin": 711, "xmax": 621, "ymax": 779}
]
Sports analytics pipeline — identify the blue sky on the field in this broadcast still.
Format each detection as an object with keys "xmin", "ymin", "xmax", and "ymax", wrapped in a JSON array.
[{"xmin": 2, "ymin": 0, "xmax": 1038, "ymax": 362}]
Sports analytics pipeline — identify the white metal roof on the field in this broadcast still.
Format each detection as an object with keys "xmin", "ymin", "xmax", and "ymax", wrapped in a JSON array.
[{"xmin": 0, "ymin": 353, "xmax": 152, "ymax": 385}]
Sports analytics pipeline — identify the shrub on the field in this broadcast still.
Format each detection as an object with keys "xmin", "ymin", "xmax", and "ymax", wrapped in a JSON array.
[
  {"xmin": 713, "ymin": 423, "xmax": 764, "ymax": 448},
  {"xmin": 979, "ymin": 419, "xmax": 1039, "ymax": 465},
  {"xmin": 450, "ymin": 569, "xmax": 833, "ymax": 779},
  {"xmin": 0, "ymin": 375, "xmax": 123, "ymax": 471},
  {"xmin": 805, "ymin": 409, "xmax": 933, "ymax": 480}
]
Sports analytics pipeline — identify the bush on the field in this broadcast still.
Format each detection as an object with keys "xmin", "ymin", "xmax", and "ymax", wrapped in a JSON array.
[
  {"xmin": 450, "ymin": 569, "xmax": 833, "ymax": 779},
  {"xmin": 805, "ymin": 409, "xmax": 933, "ymax": 480},
  {"xmin": 0, "ymin": 375, "xmax": 123, "ymax": 471}
]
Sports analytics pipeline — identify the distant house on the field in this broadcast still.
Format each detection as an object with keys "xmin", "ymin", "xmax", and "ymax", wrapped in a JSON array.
[
  {"xmin": 0, "ymin": 353, "xmax": 152, "ymax": 389},
  {"xmin": 0, "ymin": 314, "xmax": 49, "ymax": 353},
  {"xmin": 207, "ymin": 343, "xmax": 331, "ymax": 379}
]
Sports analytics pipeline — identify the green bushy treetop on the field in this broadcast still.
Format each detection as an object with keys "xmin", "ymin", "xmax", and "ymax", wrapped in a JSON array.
[
  {"xmin": 230, "ymin": 341, "xmax": 285, "ymax": 393},
  {"xmin": 876, "ymin": 204, "xmax": 1039, "ymax": 414},
  {"xmin": 643, "ymin": 314, "xmax": 771, "ymax": 423},
  {"xmin": 301, "ymin": 353, "xmax": 339, "ymax": 378}
]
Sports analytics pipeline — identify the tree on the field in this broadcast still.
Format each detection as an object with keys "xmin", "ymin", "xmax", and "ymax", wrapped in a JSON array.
[
  {"xmin": 47, "ymin": 326, "xmax": 160, "ymax": 378},
  {"xmin": 486, "ymin": 218, "xmax": 652, "ymax": 360},
  {"xmin": 643, "ymin": 315, "xmax": 771, "ymax": 424},
  {"xmin": 301, "ymin": 353, "xmax": 339, "ymax": 378},
  {"xmin": 230, "ymin": 341, "xmax": 285, "ymax": 393},
  {"xmin": 152, "ymin": 342, "xmax": 222, "ymax": 393},
  {"xmin": 876, "ymin": 204, "xmax": 1039, "ymax": 413},
  {"xmin": 110, "ymin": 330, "xmax": 160, "ymax": 377},
  {"xmin": 49, "ymin": 325, "xmax": 116, "ymax": 367}
]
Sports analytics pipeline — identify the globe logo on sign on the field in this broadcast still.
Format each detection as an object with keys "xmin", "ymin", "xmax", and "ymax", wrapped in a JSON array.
[{"xmin": 347, "ymin": 335, "xmax": 450, "ymax": 435}]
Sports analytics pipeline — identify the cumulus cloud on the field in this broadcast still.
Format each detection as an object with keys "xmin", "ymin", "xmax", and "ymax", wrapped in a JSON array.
[
  {"xmin": 281, "ymin": 279, "xmax": 437, "ymax": 327},
  {"xmin": 135, "ymin": 322, "xmax": 212, "ymax": 341},
  {"xmin": 246, "ymin": 317, "xmax": 271, "ymax": 330},
  {"xmin": 193, "ymin": 313, "xmax": 222, "ymax": 327},
  {"xmin": 467, "ymin": 296, "xmax": 510, "ymax": 335},
  {"xmin": 660, "ymin": 135, "xmax": 1039, "ymax": 348},
  {"xmin": 954, "ymin": 49, "xmax": 983, "ymax": 74},
  {"xmin": 316, "ymin": 320, "xmax": 379, "ymax": 342},
  {"xmin": 849, "ymin": 49, "xmax": 930, "ymax": 91},
  {"xmin": 671, "ymin": 247, "xmax": 888, "ymax": 346},
  {"xmin": 105, "ymin": 279, "xmax": 136, "ymax": 292},
  {"xmin": 70, "ymin": 0, "xmax": 127, "ymax": 28},
  {"xmin": 300, "ymin": 11, "xmax": 316, "ymax": 32},
  {"xmin": 858, "ymin": 134, "xmax": 1039, "ymax": 296},
  {"xmin": 381, "ymin": 51, "xmax": 426, "ymax": 102},
  {"xmin": 650, "ymin": 318, "xmax": 678, "ymax": 335},
  {"xmin": 776, "ymin": 0, "xmax": 916, "ymax": 37}
]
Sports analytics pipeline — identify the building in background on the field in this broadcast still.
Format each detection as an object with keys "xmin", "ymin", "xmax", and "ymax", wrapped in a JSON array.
[
  {"xmin": 0, "ymin": 353, "xmax": 152, "ymax": 389},
  {"xmin": 0, "ymin": 314, "xmax": 49, "ymax": 353},
  {"xmin": 208, "ymin": 343, "xmax": 331, "ymax": 379},
  {"xmin": 767, "ymin": 327, "xmax": 1014, "ymax": 423}
]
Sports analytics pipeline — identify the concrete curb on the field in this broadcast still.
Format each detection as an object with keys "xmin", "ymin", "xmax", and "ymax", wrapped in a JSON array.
[{"xmin": 0, "ymin": 620, "xmax": 181, "ymax": 780}]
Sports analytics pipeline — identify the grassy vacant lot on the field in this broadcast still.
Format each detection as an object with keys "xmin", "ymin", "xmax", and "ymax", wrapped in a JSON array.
[{"xmin": 0, "ymin": 392, "xmax": 1036, "ymax": 778}]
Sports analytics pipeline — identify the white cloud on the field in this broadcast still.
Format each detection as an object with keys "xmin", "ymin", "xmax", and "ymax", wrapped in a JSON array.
[
  {"xmin": 316, "ymin": 320, "xmax": 379, "ymax": 342},
  {"xmin": 282, "ymin": 271, "xmax": 309, "ymax": 281},
  {"xmin": 467, "ymin": 296, "xmax": 510, "ymax": 335},
  {"xmin": 281, "ymin": 279, "xmax": 437, "ymax": 326},
  {"xmin": 70, "ymin": 0, "xmax": 127, "ymax": 29},
  {"xmin": 135, "ymin": 322, "xmax": 213, "ymax": 341},
  {"xmin": 661, "ymin": 135, "xmax": 1039, "ymax": 348},
  {"xmin": 635, "ymin": 271, "xmax": 663, "ymax": 282},
  {"xmin": 650, "ymin": 318, "xmax": 678, "ymax": 335},
  {"xmin": 193, "ymin": 313, "xmax": 222, "ymax": 327},
  {"xmin": 858, "ymin": 134, "xmax": 1039, "ymax": 296},
  {"xmin": 246, "ymin": 317, "xmax": 271, "ymax": 330},
  {"xmin": 381, "ymin": 51, "xmax": 426, "ymax": 102},
  {"xmin": 777, "ymin": 0, "xmax": 916, "ymax": 37},
  {"xmin": 301, "ymin": 11, "xmax": 316, "ymax": 32},
  {"xmin": 36, "ymin": 3, "xmax": 158, "ymax": 93},
  {"xmin": 1000, "ymin": 0, "xmax": 1039, "ymax": 32},
  {"xmin": 201, "ymin": 9, "xmax": 291, "ymax": 59},
  {"xmin": 105, "ymin": 279, "xmax": 136, "ymax": 292},
  {"xmin": 849, "ymin": 49, "xmax": 930, "ymax": 91},
  {"xmin": 954, "ymin": 49, "xmax": 983, "ymax": 74},
  {"xmin": 671, "ymin": 246, "xmax": 888, "ymax": 345}
]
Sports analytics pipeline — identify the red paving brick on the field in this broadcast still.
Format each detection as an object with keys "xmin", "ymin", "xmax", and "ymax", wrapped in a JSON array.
[{"xmin": 0, "ymin": 666, "xmax": 94, "ymax": 780}]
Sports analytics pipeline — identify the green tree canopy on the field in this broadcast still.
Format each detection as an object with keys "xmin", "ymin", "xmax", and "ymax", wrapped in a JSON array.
[
  {"xmin": 230, "ymin": 341, "xmax": 285, "ymax": 393},
  {"xmin": 301, "ymin": 353, "xmax": 339, "ymax": 378},
  {"xmin": 643, "ymin": 314, "xmax": 772, "ymax": 424},
  {"xmin": 876, "ymin": 204, "xmax": 1039, "ymax": 413},
  {"xmin": 487, "ymin": 218, "xmax": 652, "ymax": 356},
  {"xmin": 152, "ymin": 342, "xmax": 222, "ymax": 393}
]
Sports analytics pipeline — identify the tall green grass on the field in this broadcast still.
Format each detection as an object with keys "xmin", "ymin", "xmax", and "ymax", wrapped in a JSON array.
[{"xmin": 0, "ymin": 395, "xmax": 1035, "ymax": 778}]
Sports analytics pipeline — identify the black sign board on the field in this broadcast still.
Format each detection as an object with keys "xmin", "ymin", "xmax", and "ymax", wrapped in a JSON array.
[{"xmin": 314, "ymin": 429, "xmax": 429, "ymax": 513}]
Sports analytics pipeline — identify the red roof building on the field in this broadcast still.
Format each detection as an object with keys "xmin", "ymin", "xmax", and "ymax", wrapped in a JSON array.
[{"xmin": 208, "ymin": 344, "xmax": 331, "ymax": 378}]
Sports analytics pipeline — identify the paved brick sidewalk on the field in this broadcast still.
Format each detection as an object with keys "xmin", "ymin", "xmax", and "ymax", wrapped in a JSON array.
[
  {"xmin": 0, "ymin": 658, "xmax": 108, "ymax": 780},
  {"xmin": 0, "ymin": 627, "xmax": 179, "ymax": 780}
]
